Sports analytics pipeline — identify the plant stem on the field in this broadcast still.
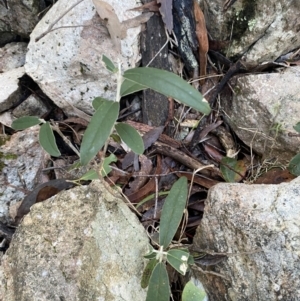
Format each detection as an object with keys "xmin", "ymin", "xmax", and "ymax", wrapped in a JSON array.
[
  {"xmin": 50, "ymin": 121, "xmax": 80, "ymax": 157},
  {"xmin": 116, "ymin": 61, "xmax": 123, "ymax": 102}
]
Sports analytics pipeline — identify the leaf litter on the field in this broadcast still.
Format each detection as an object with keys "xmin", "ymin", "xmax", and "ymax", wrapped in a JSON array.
[{"xmin": 5, "ymin": 4, "xmax": 295, "ymax": 296}]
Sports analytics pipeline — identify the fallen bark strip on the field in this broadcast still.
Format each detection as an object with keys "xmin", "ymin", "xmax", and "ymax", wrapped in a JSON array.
[
  {"xmin": 153, "ymin": 141, "xmax": 221, "ymax": 178},
  {"xmin": 125, "ymin": 120, "xmax": 221, "ymax": 178}
]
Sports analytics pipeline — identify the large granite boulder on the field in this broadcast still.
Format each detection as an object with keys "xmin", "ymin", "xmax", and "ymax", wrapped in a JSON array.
[
  {"xmin": 199, "ymin": 0, "xmax": 300, "ymax": 65},
  {"xmin": 0, "ymin": 180, "xmax": 149, "ymax": 301},
  {"xmin": 25, "ymin": 0, "xmax": 145, "ymax": 118},
  {"xmin": 193, "ymin": 177, "xmax": 300, "ymax": 300}
]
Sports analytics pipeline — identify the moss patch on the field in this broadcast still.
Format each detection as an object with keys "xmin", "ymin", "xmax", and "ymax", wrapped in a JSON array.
[
  {"xmin": 0, "ymin": 135, "xmax": 10, "ymax": 146},
  {"xmin": 0, "ymin": 151, "xmax": 18, "ymax": 172},
  {"xmin": 227, "ymin": 0, "xmax": 257, "ymax": 41}
]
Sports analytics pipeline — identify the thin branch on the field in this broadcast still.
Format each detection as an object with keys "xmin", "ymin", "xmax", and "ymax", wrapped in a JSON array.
[
  {"xmin": 191, "ymin": 264, "xmax": 230, "ymax": 281},
  {"xmin": 50, "ymin": 121, "xmax": 80, "ymax": 157},
  {"xmin": 35, "ymin": 0, "xmax": 84, "ymax": 42}
]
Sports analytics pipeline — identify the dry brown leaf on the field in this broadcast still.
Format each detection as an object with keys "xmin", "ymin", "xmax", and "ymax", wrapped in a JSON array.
[
  {"xmin": 92, "ymin": 0, "xmax": 153, "ymax": 51},
  {"xmin": 92, "ymin": 0, "xmax": 123, "ymax": 49},
  {"xmin": 203, "ymin": 143, "xmax": 224, "ymax": 162},
  {"xmin": 194, "ymin": 0, "xmax": 208, "ymax": 85},
  {"xmin": 125, "ymin": 155, "xmax": 153, "ymax": 195},
  {"xmin": 158, "ymin": 0, "xmax": 173, "ymax": 33},
  {"xmin": 126, "ymin": 156, "xmax": 162, "ymax": 207},
  {"xmin": 122, "ymin": 12, "xmax": 154, "ymax": 33},
  {"xmin": 199, "ymin": 120, "xmax": 223, "ymax": 141},
  {"xmin": 254, "ymin": 168, "xmax": 296, "ymax": 184}
]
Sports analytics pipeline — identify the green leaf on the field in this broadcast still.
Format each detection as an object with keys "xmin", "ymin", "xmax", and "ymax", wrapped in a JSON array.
[
  {"xmin": 188, "ymin": 253, "xmax": 195, "ymax": 265},
  {"xmin": 115, "ymin": 123, "xmax": 144, "ymax": 155},
  {"xmin": 39, "ymin": 122, "xmax": 61, "ymax": 157},
  {"xmin": 182, "ymin": 281, "xmax": 207, "ymax": 301},
  {"xmin": 141, "ymin": 258, "xmax": 158, "ymax": 289},
  {"xmin": 120, "ymin": 78, "xmax": 147, "ymax": 97},
  {"xmin": 146, "ymin": 262, "xmax": 170, "ymax": 301},
  {"xmin": 123, "ymin": 67, "xmax": 211, "ymax": 115},
  {"xmin": 92, "ymin": 97, "xmax": 112, "ymax": 110},
  {"xmin": 159, "ymin": 177, "xmax": 188, "ymax": 249},
  {"xmin": 78, "ymin": 170, "xmax": 98, "ymax": 181},
  {"xmin": 293, "ymin": 122, "xmax": 300, "ymax": 133},
  {"xmin": 288, "ymin": 153, "xmax": 300, "ymax": 176},
  {"xmin": 166, "ymin": 249, "xmax": 190, "ymax": 275},
  {"xmin": 111, "ymin": 133, "xmax": 121, "ymax": 144},
  {"xmin": 101, "ymin": 153, "xmax": 118, "ymax": 176},
  {"xmin": 102, "ymin": 55, "xmax": 118, "ymax": 73},
  {"xmin": 80, "ymin": 100, "xmax": 119, "ymax": 165},
  {"xmin": 220, "ymin": 157, "xmax": 247, "ymax": 183},
  {"xmin": 11, "ymin": 116, "xmax": 41, "ymax": 130}
]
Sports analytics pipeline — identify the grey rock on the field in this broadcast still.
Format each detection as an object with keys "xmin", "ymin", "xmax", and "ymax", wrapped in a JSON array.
[
  {"xmin": 25, "ymin": 0, "xmax": 144, "ymax": 118},
  {"xmin": 193, "ymin": 177, "xmax": 300, "ymax": 301},
  {"xmin": 222, "ymin": 66, "xmax": 300, "ymax": 164},
  {"xmin": 0, "ymin": 67, "xmax": 25, "ymax": 113},
  {"xmin": 0, "ymin": 126, "xmax": 50, "ymax": 223},
  {"xmin": 0, "ymin": 0, "xmax": 45, "ymax": 46},
  {"xmin": 0, "ymin": 42, "xmax": 27, "ymax": 72},
  {"xmin": 0, "ymin": 180, "xmax": 149, "ymax": 301},
  {"xmin": 12, "ymin": 94, "xmax": 50, "ymax": 118},
  {"xmin": 199, "ymin": 0, "xmax": 300, "ymax": 65}
]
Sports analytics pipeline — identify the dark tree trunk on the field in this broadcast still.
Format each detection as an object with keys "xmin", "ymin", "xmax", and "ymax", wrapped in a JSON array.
[{"xmin": 140, "ymin": 0, "xmax": 172, "ymax": 127}]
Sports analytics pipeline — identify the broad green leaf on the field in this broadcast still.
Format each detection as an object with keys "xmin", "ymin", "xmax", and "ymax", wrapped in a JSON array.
[
  {"xmin": 101, "ymin": 153, "xmax": 118, "ymax": 176},
  {"xmin": 146, "ymin": 262, "xmax": 170, "ymax": 301},
  {"xmin": 123, "ymin": 67, "xmax": 211, "ymax": 115},
  {"xmin": 102, "ymin": 55, "xmax": 118, "ymax": 73},
  {"xmin": 159, "ymin": 177, "xmax": 188, "ymax": 249},
  {"xmin": 78, "ymin": 170, "xmax": 98, "ymax": 181},
  {"xmin": 115, "ymin": 123, "xmax": 144, "ymax": 155},
  {"xmin": 166, "ymin": 249, "xmax": 189, "ymax": 275},
  {"xmin": 80, "ymin": 100, "xmax": 119, "ymax": 165},
  {"xmin": 39, "ymin": 122, "xmax": 61, "ymax": 157},
  {"xmin": 293, "ymin": 122, "xmax": 300, "ymax": 133},
  {"xmin": 220, "ymin": 157, "xmax": 247, "ymax": 183},
  {"xmin": 120, "ymin": 78, "xmax": 147, "ymax": 96},
  {"xmin": 92, "ymin": 97, "xmax": 113, "ymax": 110},
  {"xmin": 11, "ymin": 116, "xmax": 41, "ymax": 130},
  {"xmin": 288, "ymin": 153, "xmax": 300, "ymax": 176},
  {"xmin": 182, "ymin": 281, "xmax": 207, "ymax": 301},
  {"xmin": 141, "ymin": 258, "xmax": 158, "ymax": 289}
]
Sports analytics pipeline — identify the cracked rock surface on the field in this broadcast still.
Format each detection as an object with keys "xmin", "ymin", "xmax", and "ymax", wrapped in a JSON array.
[
  {"xmin": 199, "ymin": 0, "xmax": 300, "ymax": 65},
  {"xmin": 193, "ymin": 177, "xmax": 300, "ymax": 301}
]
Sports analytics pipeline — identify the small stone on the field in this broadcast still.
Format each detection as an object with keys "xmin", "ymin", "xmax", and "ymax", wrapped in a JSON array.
[
  {"xmin": 12, "ymin": 94, "xmax": 50, "ymax": 118},
  {"xmin": 0, "ymin": 67, "xmax": 25, "ymax": 113}
]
